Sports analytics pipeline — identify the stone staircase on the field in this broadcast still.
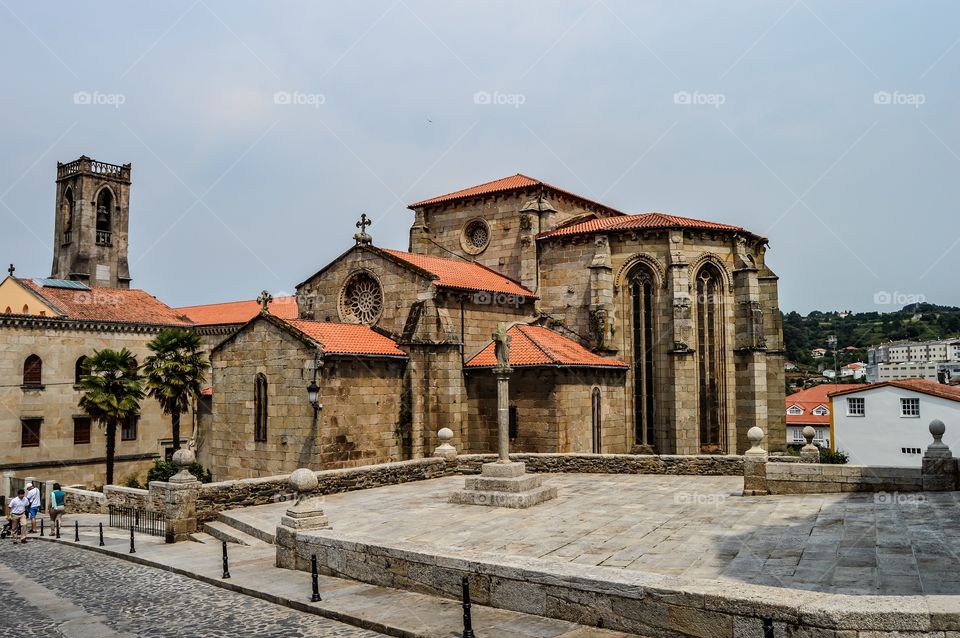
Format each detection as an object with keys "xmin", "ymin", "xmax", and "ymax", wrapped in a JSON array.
[{"xmin": 195, "ymin": 505, "xmax": 282, "ymax": 546}]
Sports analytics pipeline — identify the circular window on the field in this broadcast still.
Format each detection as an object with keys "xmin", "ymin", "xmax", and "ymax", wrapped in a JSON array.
[
  {"xmin": 460, "ymin": 218, "xmax": 490, "ymax": 255},
  {"xmin": 339, "ymin": 271, "xmax": 383, "ymax": 325}
]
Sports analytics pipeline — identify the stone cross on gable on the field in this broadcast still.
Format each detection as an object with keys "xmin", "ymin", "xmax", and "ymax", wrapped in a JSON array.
[
  {"xmin": 7, "ymin": 264, "xmax": 14, "ymax": 277},
  {"xmin": 353, "ymin": 213, "xmax": 372, "ymax": 246},
  {"xmin": 257, "ymin": 290, "xmax": 273, "ymax": 313}
]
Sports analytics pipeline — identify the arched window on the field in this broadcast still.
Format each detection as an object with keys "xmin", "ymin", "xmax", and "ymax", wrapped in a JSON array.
[
  {"xmin": 95, "ymin": 188, "xmax": 113, "ymax": 245},
  {"xmin": 75, "ymin": 356, "xmax": 88, "ymax": 385},
  {"xmin": 22, "ymin": 304, "xmax": 29, "ymax": 314},
  {"xmin": 4, "ymin": 307, "xmax": 11, "ymax": 314},
  {"xmin": 23, "ymin": 354, "xmax": 42, "ymax": 387},
  {"xmin": 591, "ymin": 387, "xmax": 602, "ymax": 454},
  {"xmin": 62, "ymin": 187, "xmax": 75, "ymax": 242},
  {"xmin": 695, "ymin": 264, "xmax": 727, "ymax": 452},
  {"xmin": 254, "ymin": 373, "xmax": 268, "ymax": 442},
  {"xmin": 629, "ymin": 266, "xmax": 656, "ymax": 448}
]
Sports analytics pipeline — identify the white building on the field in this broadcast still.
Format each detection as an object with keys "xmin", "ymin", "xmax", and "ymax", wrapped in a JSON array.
[
  {"xmin": 830, "ymin": 379, "xmax": 960, "ymax": 467},
  {"xmin": 785, "ymin": 384, "xmax": 860, "ymax": 448}
]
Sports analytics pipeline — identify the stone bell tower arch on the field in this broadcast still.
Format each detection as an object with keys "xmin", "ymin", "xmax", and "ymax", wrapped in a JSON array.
[{"xmin": 51, "ymin": 156, "xmax": 132, "ymax": 289}]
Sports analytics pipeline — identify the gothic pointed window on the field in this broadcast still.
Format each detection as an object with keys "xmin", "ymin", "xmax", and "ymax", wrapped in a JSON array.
[
  {"xmin": 629, "ymin": 267, "xmax": 656, "ymax": 448},
  {"xmin": 696, "ymin": 264, "xmax": 727, "ymax": 453},
  {"xmin": 591, "ymin": 387, "xmax": 602, "ymax": 454},
  {"xmin": 339, "ymin": 271, "xmax": 383, "ymax": 325},
  {"xmin": 95, "ymin": 188, "xmax": 113, "ymax": 245},
  {"xmin": 254, "ymin": 373, "xmax": 268, "ymax": 442},
  {"xmin": 75, "ymin": 356, "xmax": 88, "ymax": 385},
  {"xmin": 61, "ymin": 187, "xmax": 74, "ymax": 244}
]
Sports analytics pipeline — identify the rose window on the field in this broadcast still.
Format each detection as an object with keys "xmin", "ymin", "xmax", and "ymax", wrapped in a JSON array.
[
  {"xmin": 461, "ymin": 219, "xmax": 490, "ymax": 254},
  {"xmin": 340, "ymin": 272, "xmax": 383, "ymax": 325}
]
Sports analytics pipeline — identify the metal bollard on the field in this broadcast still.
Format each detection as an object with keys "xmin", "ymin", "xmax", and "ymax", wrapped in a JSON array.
[
  {"xmin": 40, "ymin": 518, "xmax": 44, "ymax": 536},
  {"xmin": 55, "ymin": 520, "xmax": 60, "ymax": 539},
  {"xmin": 74, "ymin": 520, "xmax": 79, "ymax": 542},
  {"xmin": 310, "ymin": 554, "xmax": 321, "ymax": 602},
  {"xmin": 222, "ymin": 541, "xmax": 231, "ymax": 579},
  {"xmin": 129, "ymin": 525, "xmax": 136, "ymax": 554},
  {"xmin": 99, "ymin": 522, "xmax": 104, "ymax": 547},
  {"xmin": 763, "ymin": 616, "xmax": 774, "ymax": 638},
  {"xmin": 461, "ymin": 575, "xmax": 476, "ymax": 638}
]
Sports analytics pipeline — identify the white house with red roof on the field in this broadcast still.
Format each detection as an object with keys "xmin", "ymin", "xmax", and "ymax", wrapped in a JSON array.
[
  {"xmin": 829, "ymin": 379, "xmax": 960, "ymax": 467},
  {"xmin": 785, "ymin": 383, "xmax": 861, "ymax": 448}
]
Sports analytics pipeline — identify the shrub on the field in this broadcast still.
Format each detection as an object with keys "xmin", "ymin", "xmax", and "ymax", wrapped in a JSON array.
[
  {"xmin": 818, "ymin": 446, "xmax": 849, "ymax": 464},
  {"xmin": 122, "ymin": 474, "xmax": 143, "ymax": 489},
  {"xmin": 146, "ymin": 459, "xmax": 213, "ymax": 484}
]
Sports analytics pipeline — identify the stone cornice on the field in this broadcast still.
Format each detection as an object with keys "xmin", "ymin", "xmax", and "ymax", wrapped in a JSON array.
[{"xmin": 0, "ymin": 315, "xmax": 188, "ymax": 334}]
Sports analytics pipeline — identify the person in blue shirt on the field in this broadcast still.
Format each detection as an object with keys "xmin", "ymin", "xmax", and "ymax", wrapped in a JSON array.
[{"xmin": 49, "ymin": 483, "xmax": 66, "ymax": 537}]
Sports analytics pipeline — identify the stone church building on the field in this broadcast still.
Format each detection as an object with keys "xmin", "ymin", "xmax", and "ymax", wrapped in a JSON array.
[{"xmin": 207, "ymin": 174, "xmax": 786, "ymax": 479}]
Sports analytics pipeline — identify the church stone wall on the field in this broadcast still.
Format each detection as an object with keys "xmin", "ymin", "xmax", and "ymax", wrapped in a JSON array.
[
  {"xmin": 207, "ymin": 318, "xmax": 405, "ymax": 481},
  {"xmin": 0, "ymin": 321, "xmax": 176, "ymax": 487},
  {"xmin": 442, "ymin": 294, "xmax": 535, "ymax": 359}
]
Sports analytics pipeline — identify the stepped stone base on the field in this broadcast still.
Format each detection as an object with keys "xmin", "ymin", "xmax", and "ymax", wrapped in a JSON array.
[{"xmin": 450, "ymin": 462, "xmax": 557, "ymax": 509}]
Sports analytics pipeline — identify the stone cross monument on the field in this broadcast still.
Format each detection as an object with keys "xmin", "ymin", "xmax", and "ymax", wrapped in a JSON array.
[{"xmin": 450, "ymin": 322, "xmax": 557, "ymax": 508}]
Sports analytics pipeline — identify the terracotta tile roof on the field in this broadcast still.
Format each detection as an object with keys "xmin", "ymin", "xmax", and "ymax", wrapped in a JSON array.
[
  {"xmin": 177, "ymin": 296, "xmax": 298, "ymax": 326},
  {"xmin": 465, "ymin": 324, "xmax": 627, "ymax": 369},
  {"xmin": 380, "ymin": 249, "xmax": 535, "ymax": 298},
  {"xmin": 828, "ymin": 378, "xmax": 960, "ymax": 403},
  {"xmin": 537, "ymin": 212, "xmax": 765, "ymax": 241},
  {"xmin": 284, "ymin": 319, "xmax": 406, "ymax": 357},
  {"xmin": 786, "ymin": 384, "xmax": 861, "ymax": 425},
  {"xmin": 408, "ymin": 173, "xmax": 624, "ymax": 216},
  {"xmin": 20, "ymin": 279, "xmax": 191, "ymax": 326}
]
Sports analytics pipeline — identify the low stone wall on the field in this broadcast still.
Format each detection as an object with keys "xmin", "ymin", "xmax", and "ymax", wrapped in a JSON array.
[
  {"xmin": 103, "ymin": 485, "xmax": 153, "ymax": 510},
  {"xmin": 196, "ymin": 458, "xmax": 448, "ymax": 522},
  {"xmin": 62, "ymin": 487, "xmax": 106, "ymax": 514},
  {"xmin": 765, "ymin": 462, "xmax": 923, "ymax": 494},
  {"xmin": 293, "ymin": 531, "xmax": 951, "ymax": 638},
  {"xmin": 453, "ymin": 453, "xmax": 745, "ymax": 476}
]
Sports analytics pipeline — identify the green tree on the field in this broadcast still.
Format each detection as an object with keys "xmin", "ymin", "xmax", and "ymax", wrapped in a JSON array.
[
  {"xmin": 78, "ymin": 348, "xmax": 144, "ymax": 485},
  {"xmin": 142, "ymin": 328, "xmax": 208, "ymax": 453}
]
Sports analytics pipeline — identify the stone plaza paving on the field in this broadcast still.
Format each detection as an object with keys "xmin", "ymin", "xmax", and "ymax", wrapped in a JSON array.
[
  {"xmin": 0, "ymin": 540, "xmax": 388, "ymax": 638},
  {"xmin": 230, "ymin": 473, "xmax": 960, "ymax": 596}
]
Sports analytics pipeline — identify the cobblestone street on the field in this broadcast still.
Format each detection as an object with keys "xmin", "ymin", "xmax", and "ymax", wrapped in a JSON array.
[{"xmin": 0, "ymin": 539, "xmax": 387, "ymax": 637}]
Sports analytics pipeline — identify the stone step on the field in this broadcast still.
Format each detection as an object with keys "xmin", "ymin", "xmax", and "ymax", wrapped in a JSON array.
[
  {"xmin": 449, "ymin": 484, "xmax": 558, "ymax": 509},
  {"xmin": 203, "ymin": 520, "xmax": 268, "ymax": 547},
  {"xmin": 216, "ymin": 509, "xmax": 277, "ymax": 545},
  {"xmin": 188, "ymin": 531, "xmax": 216, "ymax": 544},
  {"xmin": 463, "ymin": 474, "xmax": 542, "ymax": 493}
]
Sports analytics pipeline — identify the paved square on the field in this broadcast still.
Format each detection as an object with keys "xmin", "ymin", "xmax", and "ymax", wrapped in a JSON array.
[{"xmin": 232, "ymin": 474, "xmax": 960, "ymax": 595}]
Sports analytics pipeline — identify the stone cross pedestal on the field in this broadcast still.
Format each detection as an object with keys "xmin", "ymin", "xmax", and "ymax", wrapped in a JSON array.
[
  {"xmin": 450, "ymin": 324, "xmax": 557, "ymax": 509},
  {"xmin": 276, "ymin": 468, "xmax": 331, "ymax": 570}
]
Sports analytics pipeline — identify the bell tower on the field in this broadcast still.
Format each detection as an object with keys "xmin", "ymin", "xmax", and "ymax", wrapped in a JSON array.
[{"xmin": 51, "ymin": 156, "xmax": 132, "ymax": 288}]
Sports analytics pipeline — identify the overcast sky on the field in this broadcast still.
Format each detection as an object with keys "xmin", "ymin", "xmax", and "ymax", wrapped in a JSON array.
[{"xmin": 0, "ymin": 1, "xmax": 956, "ymax": 313}]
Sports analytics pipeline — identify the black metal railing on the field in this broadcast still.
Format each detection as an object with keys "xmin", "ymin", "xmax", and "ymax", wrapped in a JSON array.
[
  {"xmin": 95, "ymin": 230, "xmax": 112, "ymax": 245},
  {"xmin": 108, "ymin": 505, "xmax": 164, "ymax": 537}
]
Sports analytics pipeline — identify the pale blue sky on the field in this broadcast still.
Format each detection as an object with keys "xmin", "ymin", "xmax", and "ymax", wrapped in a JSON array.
[{"xmin": 0, "ymin": 1, "xmax": 957, "ymax": 313}]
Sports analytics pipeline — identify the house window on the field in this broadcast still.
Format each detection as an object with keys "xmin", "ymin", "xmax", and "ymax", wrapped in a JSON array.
[
  {"xmin": 846, "ymin": 397, "xmax": 865, "ymax": 416},
  {"xmin": 787, "ymin": 405, "xmax": 803, "ymax": 416},
  {"xmin": 812, "ymin": 405, "xmax": 829, "ymax": 416},
  {"xmin": 791, "ymin": 429, "xmax": 806, "ymax": 443},
  {"xmin": 75, "ymin": 356, "xmax": 88, "ymax": 385},
  {"xmin": 900, "ymin": 398, "xmax": 920, "ymax": 418},
  {"xmin": 121, "ymin": 416, "xmax": 138, "ymax": 441},
  {"xmin": 73, "ymin": 417, "xmax": 91, "ymax": 445},
  {"xmin": 22, "ymin": 354, "xmax": 42, "ymax": 387},
  {"xmin": 21, "ymin": 417, "xmax": 42, "ymax": 447},
  {"xmin": 254, "ymin": 373, "xmax": 268, "ymax": 442}
]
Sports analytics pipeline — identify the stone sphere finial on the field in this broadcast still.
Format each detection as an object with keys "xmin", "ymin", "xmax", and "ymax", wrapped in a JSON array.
[
  {"xmin": 289, "ymin": 468, "xmax": 318, "ymax": 494},
  {"xmin": 930, "ymin": 419, "xmax": 946, "ymax": 439},
  {"xmin": 438, "ymin": 427, "xmax": 453, "ymax": 443},
  {"xmin": 172, "ymin": 448, "xmax": 195, "ymax": 469},
  {"xmin": 747, "ymin": 426, "xmax": 765, "ymax": 446},
  {"xmin": 802, "ymin": 426, "xmax": 816, "ymax": 443}
]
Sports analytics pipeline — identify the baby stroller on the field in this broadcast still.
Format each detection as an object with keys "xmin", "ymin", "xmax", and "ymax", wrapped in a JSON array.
[{"xmin": 0, "ymin": 518, "xmax": 12, "ymax": 540}]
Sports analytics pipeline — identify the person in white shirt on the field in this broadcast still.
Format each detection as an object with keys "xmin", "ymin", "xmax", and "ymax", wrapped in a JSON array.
[
  {"xmin": 7, "ymin": 489, "xmax": 28, "ymax": 543},
  {"xmin": 24, "ymin": 482, "xmax": 41, "ymax": 534}
]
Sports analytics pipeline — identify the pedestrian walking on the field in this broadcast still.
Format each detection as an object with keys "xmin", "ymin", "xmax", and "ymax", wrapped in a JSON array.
[
  {"xmin": 7, "ymin": 489, "xmax": 29, "ymax": 543},
  {"xmin": 48, "ymin": 483, "xmax": 66, "ymax": 537},
  {"xmin": 25, "ymin": 482, "xmax": 41, "ymax": 534}
]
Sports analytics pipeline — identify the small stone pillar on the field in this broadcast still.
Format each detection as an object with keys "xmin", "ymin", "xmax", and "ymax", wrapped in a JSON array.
[
  {"xmin": 922, "ymin": 419, "xmax": 958, "ymax": 491},
  {"xmin": 1, "ymin": 471, "xmax": 14, "ymax": 502},
  {"xmin": 799, "ymin": 426, "xmax": 820, "ymax": 463},
  {"xmin": 276, "ymin": 468, "xmax": 331, "ymax": 570},
  {"xmin": 742, "ymin": 426, "xmax": 769, "ymax": 496},
  {"xmin": 153, "ymin": 449, "xmax": 201, "ymax": 544},
  {"xmin": 433, "ymin": 427, "xmax": 457, "ymax": 461}
]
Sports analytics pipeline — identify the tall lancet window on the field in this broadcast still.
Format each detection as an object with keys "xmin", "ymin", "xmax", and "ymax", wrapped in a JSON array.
[
  {"xmin": 95, "ymin": 188, "xmax": 113, "ymax": 245},
  {"xmin": 696, "ymin": 264, "xmax": 726, "ymax": 452},
  {"xmin": 630, "ymin": 267, "xmax": 656, "ymax": 448}
]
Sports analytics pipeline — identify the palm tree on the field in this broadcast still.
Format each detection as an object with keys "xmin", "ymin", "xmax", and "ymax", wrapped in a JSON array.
[
  {"xmin": 78, "ymin": 348, "xmax": 144, "ymax": 485},
  {"xmin": 142, "ymin": 328, "xmax": 208, "ymax": 453}
]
